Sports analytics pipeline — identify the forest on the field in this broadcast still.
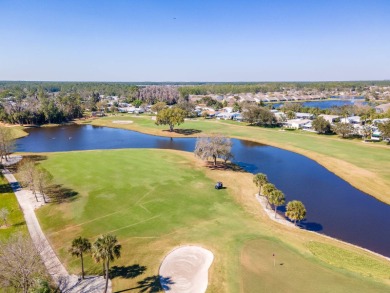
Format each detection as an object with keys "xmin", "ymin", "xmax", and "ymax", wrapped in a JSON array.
[{"xmin": 0, "ymin": 80, "xmax": 389, "ymax": 125}]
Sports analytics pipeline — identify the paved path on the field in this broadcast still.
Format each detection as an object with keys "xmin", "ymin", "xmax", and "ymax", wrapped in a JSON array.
[{"xmin": 2, "ymin": 166, "xmax": 111, "ymax": 292}]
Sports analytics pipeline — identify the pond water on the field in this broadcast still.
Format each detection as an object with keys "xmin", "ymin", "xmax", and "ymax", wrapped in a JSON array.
[
  {"xmin": 270, "ymin": 98, "xmax": 367, "ymax": 109},
  {"xmin": 16, "ymin": 125, "xmax": 390, "ymax": 258}
]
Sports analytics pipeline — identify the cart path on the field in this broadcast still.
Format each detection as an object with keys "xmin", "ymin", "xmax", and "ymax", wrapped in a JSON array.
[{"xmin": 2, "ymin": 167, "xmax": 110, "ymax": 292}]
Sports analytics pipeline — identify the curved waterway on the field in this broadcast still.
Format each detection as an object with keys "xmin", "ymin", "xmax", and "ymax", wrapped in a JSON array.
[{"xmin": 17, "ymin": 125, "xmax": 390, "ymax": 258}]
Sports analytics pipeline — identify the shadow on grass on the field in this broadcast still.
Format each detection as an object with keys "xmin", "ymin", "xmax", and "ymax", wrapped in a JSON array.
[
  {"xmin": 205, "ymin": 161, "xmax": 245, "ymax": 172},
  {"xmin": 46, "ymin": 184, "xmax": 78, "ymax": 203},
  {"xmin": 110, "ymin": 264, "xmax": 147, "ymax": 279},
  {"xmin": 114, "ymin": 275, "xmax": 174, "ymax": 293},
  {"xmin": 163, "ymin": 129, "xmax": 202, "ymax": 136},
  {"xmin": 12, "ymin": 221, "xmax": 26, "ymax": 227},
  {"xmin": 0, "ymin": 183, "xmax": 13, "ymax": 193},
  {"xmin": 4, "ymin": 155, "xmax": 48, "ymax": 173}
]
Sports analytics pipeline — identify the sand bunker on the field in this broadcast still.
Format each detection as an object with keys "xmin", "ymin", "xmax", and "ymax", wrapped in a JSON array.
[
  {"xmin": 159, "ymin": 246, "xmax": 214, "ymax": 293},
  {"xmin": 112, "ymin": 120, "xmax": 133, "ymax": 124}
]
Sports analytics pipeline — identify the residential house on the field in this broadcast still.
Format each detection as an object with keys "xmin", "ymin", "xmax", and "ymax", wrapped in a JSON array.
[
  {"xmin": 318, "ymin": 114, "xmax": 340, "ymax": 124},
  {"xmin": 295, "ymin": 112, "xmax": 314, "ymax": 120},
  {"xmin": 375, "ymin": 103, "xmax": 390, "ymax": 113},
  {"xmin": 284, "ymin": 119, "xmax": 312, "ymax": 129}
]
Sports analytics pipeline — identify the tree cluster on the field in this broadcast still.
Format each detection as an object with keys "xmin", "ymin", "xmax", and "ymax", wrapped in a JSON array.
[
  {"xmin": 0, "ymin": 127, "xmax": 15, "ymax": 162},
  {"xmin": 332, "ymin": 122, "xmax": 355, "ymax": 138},
  {"xmin": 69, "ymin": 234, "xmax": 121, "ymax": 293},
  {"xmin": 378, "ymin": 120, "xmax": 390, "ymax": 139},
  {"xmin": 200, "ymin": 96, "xmax": 223, "ymax": 109},
  {"xmin": 138, "ymin": 85, "xmax": 179, "ymax": 105},
  {"xmin": 312, "ymin": 117, "xmax": 331, "ymax": 134},
  {"xmin": 19, "ymin": 159, "xmax": 52, "ymax": 203},
  {"xmin": 254, "ymin": 173, "xmax": 306, "ymax": 224},
  {"xmin": 0, "ymin": 91, "xmax": 83, "ymax": 125},
  {"xmin": 155, "ymin": 107, "xmax": 187, "ymax": 132},
  {"xmin": 194, "ymin": 134, "xmax": 233, "ymax": 166},
  {"xmin": 0, "ymin": 234, "xmax": 49, "ymax": 293},
  {"xmin": 242, "ymin": 104, "xmax": 277, "ymax": 126}
]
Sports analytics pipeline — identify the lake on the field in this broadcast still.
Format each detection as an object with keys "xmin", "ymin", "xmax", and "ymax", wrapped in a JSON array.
[
  {"xmin": 16, "ymin": 125, "xmax": 390, "ymax": 258},
  {"xmin": 270, "ymin": 98, "xmax": 368, "ymax": 109}
]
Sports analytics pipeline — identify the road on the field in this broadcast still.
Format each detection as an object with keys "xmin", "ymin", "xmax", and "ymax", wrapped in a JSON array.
[{"xmin": 2, "ymin": 163, "xmax": 110, "ymax": 293}]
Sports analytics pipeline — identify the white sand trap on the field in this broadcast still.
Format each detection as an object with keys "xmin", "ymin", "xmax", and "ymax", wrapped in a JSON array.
[
  {"xmin": 159, "ymin": 246, "xmax": 214, "ymax": 293},
  {"xmin": 112, "ymin": 120, "xmax": 133, "ymax": 124}
]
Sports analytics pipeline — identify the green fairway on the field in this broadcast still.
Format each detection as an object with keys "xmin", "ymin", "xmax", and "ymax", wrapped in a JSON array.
[
  {"xmin": 89, "ymin": 115, "xmax": 390, "ymax": 204},
  {"xmin": 35, "ymin": 149, "xmax": 390, "ymax": 292},
  {"xmin": 241, "ymin": 239, "xmax": 389, "ymax": 293},
  {"xmin": 0, "ymin": 174, "xmax": 26, "ymax": 241}
]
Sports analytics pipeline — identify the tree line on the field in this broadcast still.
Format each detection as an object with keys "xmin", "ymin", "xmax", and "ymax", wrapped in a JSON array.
[{"xmin": 0, "ymin": 90, "xmax": 83, "ymax": 125}]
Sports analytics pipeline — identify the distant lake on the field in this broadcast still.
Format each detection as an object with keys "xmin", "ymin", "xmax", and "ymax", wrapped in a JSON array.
[
  {"xmin": 16, "ymin": 125, "xmax": 390, "ymax": 258},
  {"xmin": 270, "ymin": 98, "xmax": 368, "ymax": 109}
]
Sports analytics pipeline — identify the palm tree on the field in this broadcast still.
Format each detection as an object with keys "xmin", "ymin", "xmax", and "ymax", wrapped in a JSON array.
[
  {"xmin": 92, "ymin": 234, "xmax": 121, "ymax": 293},
  {"xmin": 68, "ymin": 237, "xmax": 91, "ymax": 279},
  {"xmin": 268, "ymin": 189, "xmax": 285, "ymax": 218},
  {"xmin": 285, "ymin": 200, "xmax": 306, "ymax": 225},
  {"xmin": 253, "ymin": 173, "xmax": 268, "ymax": 196},
  {"xmin": 262, "ymin": 183, "xmax": 276, "ymax": 208}
]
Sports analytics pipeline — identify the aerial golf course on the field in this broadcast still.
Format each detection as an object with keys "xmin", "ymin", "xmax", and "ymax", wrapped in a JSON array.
[{"xmin": 33, "ymin": 147, "xmax": 390, "ymax": 292}]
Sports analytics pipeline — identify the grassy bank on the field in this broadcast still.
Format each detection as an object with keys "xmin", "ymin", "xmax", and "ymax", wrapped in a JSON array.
[
  {"xmin": 88, "ymin": 115, "xmax": 390, "ymax": 204},
  {"xmin": 35, "ymin": 149, "xmax": 390, "ymax": 292}
]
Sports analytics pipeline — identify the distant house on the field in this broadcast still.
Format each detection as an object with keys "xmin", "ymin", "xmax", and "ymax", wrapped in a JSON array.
[
  {"xmin": 371, "ymin": 130, "xmax": 382, "ymax": 141},
  {"xmin": 284, "ymin": 119, "xmax": 311, "ymax": 129},
  {"xmin": 134, "ymin": 107, "xmax": 145, "ymax": 114},
  {"xmin": 91, "ymin": 111, "xmax": 105, "ymax": 117},
  {"xmin": 233, "ymin": 114, "xmax": 243, "ymax": 122},
  {"xmin": 340, "ymin": 116, "xmax": 361, "ymax": 124},
  {"xmin": 222, "ymin": 107, "xmax": 234, "ymax": 113},
  {"xmin": 375, "ymin": 103, "xmax": 390, "ymax": 113},
  {"xmin": 295, "ymin": 112, "xmax": 314, "ymax": 120},
  {"xmin": 372, "ymin": 118, "xmax": 390, "ymax": 126},
  {"xmin": 216, "ymin": 111, "xmax": 241, "ymax": 120},
  {"xmin": 318, "ymin": 114, "xmax": 340, "ymax": 124},
  {"xmin": 273, "ymin": 111, "xmax": 286, "ymax": 122}
]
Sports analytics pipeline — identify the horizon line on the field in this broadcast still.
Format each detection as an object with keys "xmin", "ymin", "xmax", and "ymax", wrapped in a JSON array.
[{"xmin": 1, "ymin": 79, "xmax": 390, "ymax": 84}]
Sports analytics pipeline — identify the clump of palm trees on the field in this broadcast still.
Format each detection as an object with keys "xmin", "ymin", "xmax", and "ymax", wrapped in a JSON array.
[
  {"xmin": 69, "ymin": 234, "xmax": 121, "ymax": 293},
  {"xmin": 253, "ymin": 173, "xmax": 306, "ymax": 225}
]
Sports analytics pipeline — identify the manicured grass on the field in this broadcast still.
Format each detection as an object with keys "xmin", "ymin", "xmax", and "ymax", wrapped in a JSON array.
[
  {"xmin": 35, "ymin": 149, "xmax": 390, "ymax": 292},
  {"xmin": 241, "ymin": 239, "xmax": 389, "ymax": 293},
  {"xmin": 307, "ymin": 241, "xmax": 390, "ymax": 279},
  {"xmin": 0, "ymin": 174, "xmax": 26, "ymax": 241},
  {"xmin": 90, "ymin": 115, "xmax": 390, "ymax": 204}
]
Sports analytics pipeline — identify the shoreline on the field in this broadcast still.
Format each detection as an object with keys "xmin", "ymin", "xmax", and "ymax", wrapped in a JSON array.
[
  {"xmin": 255, "ymin": 194, "xmax": 390, "ymax": 262},
  {"xmin": 86, "ymin": 117, "xmax": 390, "ymax": 205}
]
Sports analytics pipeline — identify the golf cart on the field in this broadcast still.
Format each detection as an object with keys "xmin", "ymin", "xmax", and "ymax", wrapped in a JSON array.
[{"xmin": 215, "ymin": 181, "xmax": 223, "ymax": 189}]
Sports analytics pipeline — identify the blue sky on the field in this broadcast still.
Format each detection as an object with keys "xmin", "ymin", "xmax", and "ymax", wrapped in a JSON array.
[{"xmin": 1, "ymin": 0, "xmax": 389, "ymax": 82}]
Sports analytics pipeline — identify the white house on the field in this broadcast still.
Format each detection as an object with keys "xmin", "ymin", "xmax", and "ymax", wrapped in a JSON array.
[
  {"xmin": 284, "ymin": 119, "xmax": 312, "ymax": 129},
  {"xmin": 318, "ymin": 114, "xmax": 340, "ymax": 124},
  {"xmin": 340, "ymin": 116, "xmax": 361, "ymax": 124},
  {"xmin": 295, "ymin": 112, "xmax": 314, "ymax": 120},
  {"xmin": 375, "ymin": 103, "xmax": 390, "ymax": 113}
]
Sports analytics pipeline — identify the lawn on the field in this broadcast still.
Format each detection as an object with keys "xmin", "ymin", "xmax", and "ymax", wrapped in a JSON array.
[
  {"xmin": 35, "ymin": 149, "xmax": 390, "ymax": 292},
  {"xmin": 0, "ymin": 173, "xmax": 27, "ymax": 241},
  {"xmin": 88, "ymin": 115, "xmax": 390, "ymax": 204}
]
